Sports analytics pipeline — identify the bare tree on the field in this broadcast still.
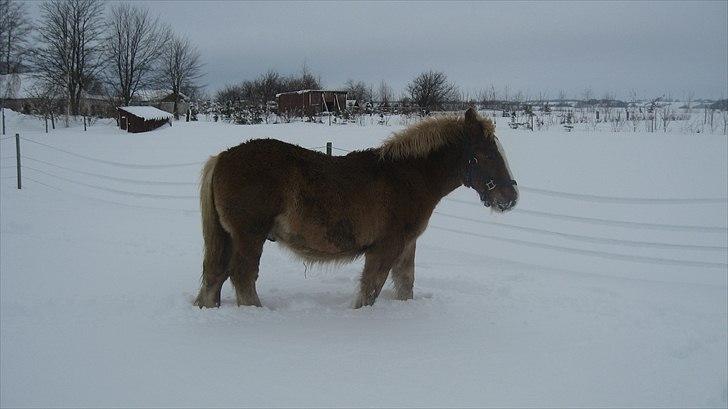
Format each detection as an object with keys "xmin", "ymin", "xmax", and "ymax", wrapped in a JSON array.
[
  {"xmin": 255, "ymin": 69, "xmax": 282, "ymax": 106},
  {"xmin": 282, "ymin": 63, "xmax": 320, "ymax": 91},
  {"xmin": 537, "ymin": 90, "xmax": 549, "ymax": 105},
  {"xmin": 557, "ymin": 89, "xmax": 567, "ymax": 102},
  {"xmin": 514, "ymin": 90, "xmax": 524, "ymax": 104},
  {"xmin": 297, "ymin": 62, "xmax": 320, "ymax": 90},
  {"xmin": 344, "ymin": 79, "xmax": 372, "ymax": 103},
  {"xmin": 159, "ymin": 34, "xmax": 203, "ymax": 119},
  {"xmin": 581, "ymin": 87, "xmax": 593, "ymax": 107},
  {"xmin": 477, "ymin": 84, "xmax": 497, "ymax": 109},
  {"xmin": 32, "ymin": 0, "xmax": 106, "ymax": 118},
  {"xmin": 683, "ymin": 90, "xmax": 694, "ymax": 114},
  {"xmin": 377, "ymin": 80, "xmax": 393, "ymax": 108},
  {"xmin": 0, "ymin": 0, "xmax": 32, "ymax": 74},
  {"xmin": 627, "ymin": 89, "xmax": 639, "ymax": 105},
  {"xmin": 601, "ymin": 91, "xmax": 615, "ymax": 121},
  {"xmin": 406, "ymin": 70, "xmax": 457, "ymax": 113},
  {"xmin": 215, "ymin": 83, "xmax": 243, "ymax": 104},
  {"xmin": 659, "ymin": 105, "xmax": 673, "ymax": 132},
  {"xmin": 26, "ymin": 79, "xmax": 63, "ymax": 128},
  {"xmin": 106, "ymin": 3, "xmax": 170, "ymax": 106}
]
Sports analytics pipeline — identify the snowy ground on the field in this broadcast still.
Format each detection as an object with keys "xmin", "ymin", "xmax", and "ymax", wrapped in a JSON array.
[{"xmin": 1, "ymin": 111, "xmax": 726, "ymax": 407}]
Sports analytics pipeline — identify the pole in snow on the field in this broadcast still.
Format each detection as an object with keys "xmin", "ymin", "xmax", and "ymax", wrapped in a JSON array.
[{"xmin": 15, "ymin": 133, "xmax": 21, "ymax": 189}]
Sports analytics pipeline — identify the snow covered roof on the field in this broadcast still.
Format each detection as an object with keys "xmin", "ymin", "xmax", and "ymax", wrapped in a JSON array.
[
  {"xmin": 118, "ymin": 106, "xmax": 174, "ymax": 120},
  {"xmin": 276, "ymin": 89, "xmax": 348, "ymax": 97}
]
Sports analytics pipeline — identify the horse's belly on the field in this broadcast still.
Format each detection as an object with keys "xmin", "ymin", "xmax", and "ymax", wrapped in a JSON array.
[{"xmin": 269, "ymin": 213, "xmax": 367, "ymax": 261}]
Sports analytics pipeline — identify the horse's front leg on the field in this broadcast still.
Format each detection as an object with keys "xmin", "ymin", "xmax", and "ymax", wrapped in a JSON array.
[
  {"xmin": 391, "ymin": 240, "xmax": 416, "ymax": 301},
  {"xmin": 353, "ymin": 244, "xmax": 403, "ymax": 308}
]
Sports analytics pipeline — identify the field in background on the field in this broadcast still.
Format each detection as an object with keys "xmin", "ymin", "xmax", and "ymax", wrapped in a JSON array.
[
  {"xmin": 198, "ymin": 97, "xmax": 728, "ymax": 135},
  {"xmin": 1, "ymin": 110, "xmax": 726, "ymax": 407}
]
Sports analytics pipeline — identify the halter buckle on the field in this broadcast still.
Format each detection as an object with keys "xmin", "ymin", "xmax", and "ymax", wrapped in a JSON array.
[{"xmin": 486, "ymin": 179, "xmax": 496, "ymax": 190}]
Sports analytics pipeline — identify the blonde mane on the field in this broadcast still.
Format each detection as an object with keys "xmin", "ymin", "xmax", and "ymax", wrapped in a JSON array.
[{"xmin": 379, "ymin": 115, "xmax": 494, "ymax": 160}]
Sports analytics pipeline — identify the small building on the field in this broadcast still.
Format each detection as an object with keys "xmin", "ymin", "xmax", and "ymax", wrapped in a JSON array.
[
  {"xmin": 276, "ymin": 90, "xmax": 347, "ymax": 117},
  {"xmin": 117, "ymin": 106, "xmax": 173, "ymax": 133},
  {"xmin": 134, "ymin": 89, "xmax": 190, "ymax": 117},
  {"xmin": 1, "ymin": 73, "xmax": 111, "ymax": 116}
]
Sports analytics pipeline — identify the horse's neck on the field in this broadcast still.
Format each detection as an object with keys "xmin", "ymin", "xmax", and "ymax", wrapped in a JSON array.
[{"xmin": 410, "ymin": 143, "xmax": 465, "ymax": 203}]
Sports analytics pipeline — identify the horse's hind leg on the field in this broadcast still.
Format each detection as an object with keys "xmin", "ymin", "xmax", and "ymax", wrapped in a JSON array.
[
  {"xmin": 391, "ymin": 241, "xmax": 416, "ymax": 301},
  {"xmin": 228, "ymin": 235, "xmax": 265, "ymax": 307},
  {"xmin": 353, "ymin": 244, "xmax": 402, "ymax": 308},
  {"xmin": 194, "ymin": 233, "xmax": 231, "ymax": 308}
]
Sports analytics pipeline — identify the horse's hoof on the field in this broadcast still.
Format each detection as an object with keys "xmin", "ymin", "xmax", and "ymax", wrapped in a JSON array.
[
  {"xmin": 193, "ymin": 295, "xmax": 220, "ymax": 309},
  {"xmin": 352, "ymin": 295, "xmax": 374, "ymax": 309}
]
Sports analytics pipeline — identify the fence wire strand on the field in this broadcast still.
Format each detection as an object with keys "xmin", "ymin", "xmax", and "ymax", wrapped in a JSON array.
[
  {"xmin": 22, "ymin": 156, "xmax": 198, "ymax": 186},
  {"xmin": 23, "ymin": 176, "xmax": 198, "ymax": 214},
  {"xmin": 23, "ymin": 166, "xmax": 197, "ymax": 200},
  {"xmin": 433, "ymin": 211, "xmax": 727, "ymax": 252},
  {"xmin": 429, "ymin": 224, "xmax": 727, "ymax": 269},
  {"xmin": 445, "ymin": 198, "xmax": 727, "ymax": 233},
  {"xmin": 519, "ymin": 186, "xmax": 727, "ymax": 204},
  {"xmin": 20, "ymin": 137, "xmax": 204, "ymax": 169}
]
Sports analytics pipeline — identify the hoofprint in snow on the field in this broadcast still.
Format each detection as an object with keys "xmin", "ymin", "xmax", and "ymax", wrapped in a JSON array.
[{"xmin": 0, "ymin": 110, "xmax": 726, "ymax": 407}]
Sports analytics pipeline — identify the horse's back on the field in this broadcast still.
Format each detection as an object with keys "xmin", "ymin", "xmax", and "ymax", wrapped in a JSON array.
[
  {"xmin": 212, "ymin": 139, "xmax": 393, "ymax": 260},
  {"xmin": 213, "ymin": 138, "xmax": 376, "ymax": 195}
]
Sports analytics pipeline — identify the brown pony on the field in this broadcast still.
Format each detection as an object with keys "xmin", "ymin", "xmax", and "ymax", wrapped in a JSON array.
[{"xmin": 194, "ymin": 108, "xmax": 518, "ymax": 309}]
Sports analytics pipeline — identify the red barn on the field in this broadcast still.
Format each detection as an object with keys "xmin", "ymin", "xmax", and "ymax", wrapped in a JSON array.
[{"xmin": 276, "ymin": 90, "xmax": 347, "ymax": 117}]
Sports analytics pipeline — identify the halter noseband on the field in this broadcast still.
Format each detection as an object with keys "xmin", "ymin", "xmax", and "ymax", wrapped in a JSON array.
[{"xmin": 463, "ymin": 153, "xmax": 517, "ymax": 190}]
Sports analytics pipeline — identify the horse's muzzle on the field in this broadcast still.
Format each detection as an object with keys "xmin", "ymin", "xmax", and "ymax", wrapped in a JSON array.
[
  {"xmin": 480, "ymin": 191, "xmax": 517, "ymax": 212},
  {"xmin": 496, "ymin": 200, "xmax": 517, "ymax": 212}
]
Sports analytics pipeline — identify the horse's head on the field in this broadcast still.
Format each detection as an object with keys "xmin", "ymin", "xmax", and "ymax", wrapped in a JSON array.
[{"xmin": 462, "ymin": 108, "xmax": 518, "ymax": 212}]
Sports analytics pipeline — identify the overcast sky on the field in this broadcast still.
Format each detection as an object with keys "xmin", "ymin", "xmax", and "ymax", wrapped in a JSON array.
[{"xmin": 29, "ymin": 1, "xmax": 728, "ymax": 99}]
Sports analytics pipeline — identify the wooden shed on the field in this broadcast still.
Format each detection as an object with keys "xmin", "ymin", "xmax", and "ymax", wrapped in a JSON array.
[
  {"xmin": 276, "ymin": 90, "xmax": 347, "ymax": 117},
  {"xmin": 117, "ymin": 106, "xmax": 173, "ymax": 133}
]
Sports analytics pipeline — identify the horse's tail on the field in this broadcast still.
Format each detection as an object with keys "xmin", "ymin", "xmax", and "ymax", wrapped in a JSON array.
[
  {"xmin": 195, "ymin": 154, "xmax": 229, "ymax": 307},
  {"xmin": 200, "ymin": 154, "xmax": 223, "ymax": 246}
]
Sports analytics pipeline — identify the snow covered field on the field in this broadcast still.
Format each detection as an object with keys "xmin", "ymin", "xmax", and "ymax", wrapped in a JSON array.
[{"xmin": 1, "ymin": 111, "xmax": 726, "ymax": 407}]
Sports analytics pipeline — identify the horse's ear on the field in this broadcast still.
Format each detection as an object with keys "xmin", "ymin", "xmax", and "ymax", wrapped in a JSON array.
[
  {"xmin": 464, "ymin": 107, "xmax": 482, "ymax": 139},
  {"xmin": 465, "ymin": 107, "xmax": 479, "ymax": 124}
]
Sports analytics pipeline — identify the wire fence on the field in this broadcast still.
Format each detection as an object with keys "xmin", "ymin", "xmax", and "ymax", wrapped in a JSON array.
[
  {"xmin": 22, "ymin": 175, "xmax": 199, "ymax": 214},
  {"xmin": 22, "ymin": 156, "xmax": 198, "ymax": 186},
  {"xmin": 19, "ymin": 137, "xmax": 205, "ymax": 169},
  {"xmin": 517, "ymin": 186, "xmax": 728, "ymax": 205},
  {"xmin": 445, "ymin": 198, "xmax": 727, "ymax": 233},
  {"xmin": 433, "ymin": 211, "xmax": 726, "ymax": 252},
  {"xmin": 428, "ymin": 224, "xmax": 726, "ymax": 269},
  {"xmin": 1, "ymin": 135, "xmax": 726, "ymax": 270}
]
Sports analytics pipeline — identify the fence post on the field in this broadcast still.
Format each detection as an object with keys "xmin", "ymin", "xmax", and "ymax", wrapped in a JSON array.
[
  {"xmin": 15, "ymin": 133, "xmax": 21, "ymax": 189},
  {"xmin": 1, "ymin": 107, "xmax": 5, "ymax": 135},
  {"xmin": 83, "ymin": 116, "xmax": 87, "ymax": 131},
  {"xmin": 326, "ymin": 142, "xmax": 332, "ymax": 156}
]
